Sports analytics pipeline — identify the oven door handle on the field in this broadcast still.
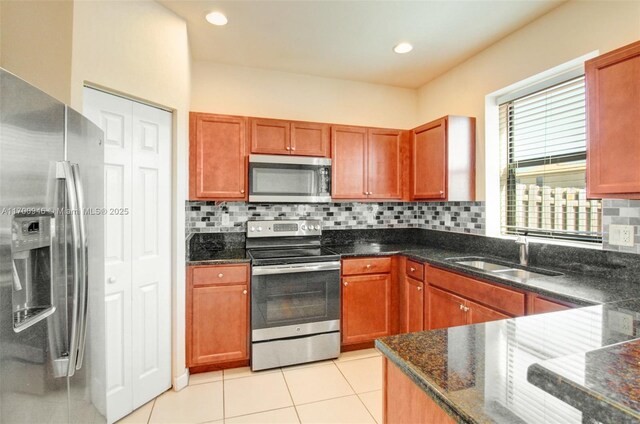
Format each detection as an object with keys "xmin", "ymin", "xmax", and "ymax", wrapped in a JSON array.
[{"xmin": 252, "ymin": 261, "xmax": 341, "ymax": 276}]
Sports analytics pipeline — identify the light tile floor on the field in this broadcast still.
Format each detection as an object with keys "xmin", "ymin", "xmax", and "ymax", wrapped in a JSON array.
[{"xmin": 117, "ymin": 348, "xmax": 383, "ymax": 424}]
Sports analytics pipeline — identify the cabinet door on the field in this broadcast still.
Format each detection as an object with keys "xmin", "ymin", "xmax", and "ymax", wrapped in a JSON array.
[
  {"xmin": 428, "ymin": 287, "xmax": 467, "ymax": 330},
  {"xmin": 367, "ymin": 129, "xmax": 402, "ymax": 199},
  {"xmin": 586, "ymin": 41, "xmax": 640, "ymax": 197},
  {"xmin": 468, "ymin": 300, "xmax": 509, "ymax": 325},
  {"xmin": 190, "ymin": 113, "xmax": 247, "ymax": 199},
  {"xmin": 291, "ymin": 121, "xmax": 330, "ymax": 157},
  {"xmin": 412, "ymin": 118, "xmax": 447, "ymax": 200},
  {"xmin": 403, "ymin": 277, "xmax": 424, "ymax": 333},
  {"xmin": 530, "ymin": 296, "xmax": 570, "ymax": 315},
  {"xmin": 342, "ymin": 273, "xmax": 391, "ymax": 344},
  {"xmin": 332, "ymin": 126, "xmax": 367, "ymax": 199},
  {"xmin": 250, "ymin": 118, "xmax": 291, "ymax": 155},
  {"xmin": 190, "ymin": 284, "xmax": 249, "ymax": 366}
]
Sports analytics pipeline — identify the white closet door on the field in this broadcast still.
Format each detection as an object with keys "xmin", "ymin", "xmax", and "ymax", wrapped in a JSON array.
[
  {"xmin": 83, "ymin": 88, "xmax": 133, "ymax": 422},
  {"xmin": 83, "ymin": 88, "xmax": 172, "ymax": 423},
  {"xmin": 130, "ymin": 102, "xmax": 172, "ymax": 406}
]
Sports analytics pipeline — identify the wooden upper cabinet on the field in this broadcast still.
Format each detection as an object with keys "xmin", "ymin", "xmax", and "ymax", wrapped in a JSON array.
[
  {"xmin": 190, "ymin": 113, "xmax": 247, "ymax": 200},
  {"xmin": 332, "ymin": 126, "xmax": 368, "ymax": 199},
  {"xmin": 367, "ymin": 129, "xmax": 403, "ymax": 199},
  {"xmin": 341, "ymin": 273, "xmax": 392, "ymax": 345},
  {"xmin": 411, "ymin": 116, "xmax": 475, "ymax": 201},
  {"xmin": 250, "ymin": 118, "xmax": 330, "ymax": 157},
  {"xmin": 413, "ymin": 119, "xmax": 446, "ymax": 199},
  {"xmin": 332, "ymin": 125, "xmax": 405, "ymax": 200},
  {"xmin": 291, "ymin": 121, "xmax": 330, "ymax": 156},
  {"xmin": 250, "ymin": 118, "xmax": 290, "ymax": 155},
  {"xmin": 586, "ymin": 40, "xmax": 640, "ymax": 198}
]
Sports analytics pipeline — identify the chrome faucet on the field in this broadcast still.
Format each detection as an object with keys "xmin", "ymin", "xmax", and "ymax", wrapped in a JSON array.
[{"xmin": 515, "ymin": 234, "xmax": 529, "ymax": 266}]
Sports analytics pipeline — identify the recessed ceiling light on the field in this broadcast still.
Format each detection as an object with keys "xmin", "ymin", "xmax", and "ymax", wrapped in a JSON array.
[
  {"xmin": 206, "ymin": 11, "xmax": 228, "ymax": 26},
  {"xmin": 393, "ymin": 42, "xmax": 413, "ymax": 54}
]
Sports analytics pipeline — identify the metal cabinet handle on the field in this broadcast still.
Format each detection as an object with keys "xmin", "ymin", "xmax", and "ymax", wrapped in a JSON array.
[
  {"xmin": 286, "ymin": 146, "xmax": 291, "ymax": 151},
  {"xmin": 459, "ymin": 304, "xmax": 464, "ymax": 310},
  {"xmin": 291, "ymin": 147, "xmax": 296, "ymax": 151},
  {"xmin": 240, "ymin": 189, "xmax": 245, "ymax": 194},
  {"xmin": 218, "ymin": 273, "xmax": 224, "ymax": 278},
  {"xmin": 417, "ymin": 286, "xmax": 422, "ymax": 291},
  {"xmin": 344, "ymin": 281, "xmax": 349, "ymax": 286},
  {"xmin": 366, "ymin": 264, "xmax": 371, "ymax": 268},
  {"xmin": 243, "ymin": 289, "xmax": 247, "ymax": 295},
  {"xmin": 410, "ymin": 267, "xmax": 416, "ymax": 272},
  {"xmin": 464, "ymin": 306, "xmax": 470, "ymax": 312}
]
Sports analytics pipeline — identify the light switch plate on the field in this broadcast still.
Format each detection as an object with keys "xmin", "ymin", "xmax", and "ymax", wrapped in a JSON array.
[
  {"xmin": 608, "ymin": 310, "xmax": 635, "ymax": 336},
  {"xmin": 609, "ymin": 224, "xmax": 635, "ymax": 247}
]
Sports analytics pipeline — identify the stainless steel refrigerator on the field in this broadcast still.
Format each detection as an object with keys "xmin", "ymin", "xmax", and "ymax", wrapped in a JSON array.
[{"xmin": 0, "ymin": 69, "xmax": 106, "ymax": 423}]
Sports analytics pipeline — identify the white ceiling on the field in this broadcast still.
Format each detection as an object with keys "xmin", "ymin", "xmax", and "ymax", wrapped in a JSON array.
[{"xmin": 159, "ymin": 0, "xmax": 565, "ymax": 89}]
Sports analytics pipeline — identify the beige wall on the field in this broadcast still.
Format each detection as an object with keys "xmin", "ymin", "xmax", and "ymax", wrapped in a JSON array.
[
  {"xmin": 417, "ymin": 0, "xmax": 640, "ymax": 200},
  {"xmin": 70, "ymin": 0, "xmax": 191, "ymax": 390},
  {"xmin": 191, "ymin": 60, "xmax": 418, "ymax": 129},
  {"xmin": 0, "ymin": 0, "xmax": 74, "ymax": 103}
]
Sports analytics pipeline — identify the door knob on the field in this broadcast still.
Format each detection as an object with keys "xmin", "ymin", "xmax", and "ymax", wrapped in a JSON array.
[
  {"xmin": 410, "ymin": 267, "xmax": 416, "ymax": 272},
  {"xmin": 343, "ymin": 282, "xmax": 348, "ymax": 286},
  {"xmin": 218, "ymin": 273, "xmax": 224, "ymax": 278},
  {"xmin": 242, "ymin": 289, "xmax": 247, "ymax": 295},
  {"xmin": 286, "ymin": 146, "xmax": 291, "ymax": 151},
  {"xmin": 291, "ymin": 147, "xmax": 296, "ymax": 151},
  {"xmin": 240, "ymin": 189, "xmax": 245, "ymax": 194},
  {"xmin": 417, "ymin": 286, "xmax": 422, "ymax": 291},
  {"xmin": 107, "ymin": 277, "xmax": 116, "ymax": 284},
  {"xmin": 366, "ymin": 264, "xmax": 371, "ymax": 269},
  {"xmin": 459, "ymin": 304, "xmax": 464, "ymax": 310}
]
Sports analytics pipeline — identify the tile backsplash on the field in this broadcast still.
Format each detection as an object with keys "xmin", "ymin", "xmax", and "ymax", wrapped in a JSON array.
[
  {"xmin": 603, "ymin": 199, "xmax": 640, "ymax": 254},
  {"xmin": 186, "ymin": 201, "xmax": 486, "ymax": 235}
]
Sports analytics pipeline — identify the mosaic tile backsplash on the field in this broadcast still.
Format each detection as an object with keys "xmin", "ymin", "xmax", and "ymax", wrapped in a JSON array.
[
  {"xmin": 602, "ymin": 199, "xmax": 640, "ymax": 254},
  {"xmin": 186, "ymin": 201, "xmax": 486, "ymax": 235}
]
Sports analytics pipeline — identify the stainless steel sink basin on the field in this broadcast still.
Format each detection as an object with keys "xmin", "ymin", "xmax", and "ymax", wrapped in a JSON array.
[
  {"xmin": 455, "ymin": 260, "xmax": 513, "ymax": 273},
  {"xmin": 446, "ymin": 256, "xmax": 562, "ymax": 281},
  {"xmin": 491, "ymin": 268, "xmax": 548, "ymax": 280}
]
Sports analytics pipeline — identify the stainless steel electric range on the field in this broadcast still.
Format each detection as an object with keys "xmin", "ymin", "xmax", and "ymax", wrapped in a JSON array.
[{"xmin": 247, "ymin": 220, "xmax": 341, "ymax": 371}]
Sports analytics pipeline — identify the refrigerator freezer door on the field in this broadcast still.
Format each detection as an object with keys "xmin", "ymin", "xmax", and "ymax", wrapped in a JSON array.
[
  {"xmin": 0, "ymin": 70, "xmax": 70, "ymax": 422},
  {"xmin": 65, "ymin": 106, "xmax": 106, "ymax": 423}
]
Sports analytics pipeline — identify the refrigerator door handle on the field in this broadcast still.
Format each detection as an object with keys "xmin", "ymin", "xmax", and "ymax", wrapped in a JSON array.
[
  {"xmin": 72, "ymin": 163, "xmax": 89, "ymax": 371},
  {"xmin": 56, "ymin": 161, "xmax": 82, "ymax": 377}
]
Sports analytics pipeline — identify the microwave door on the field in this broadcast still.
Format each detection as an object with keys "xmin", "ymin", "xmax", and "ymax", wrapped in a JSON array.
[{"xmin": 248, "ymin": 155, "xmax": 332, "ymax": 203}]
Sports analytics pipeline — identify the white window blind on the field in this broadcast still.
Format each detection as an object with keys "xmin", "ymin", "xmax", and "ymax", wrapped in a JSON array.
[{"xmin": 499, "ymin": 76, "xmax": 602, "ymax": 242}]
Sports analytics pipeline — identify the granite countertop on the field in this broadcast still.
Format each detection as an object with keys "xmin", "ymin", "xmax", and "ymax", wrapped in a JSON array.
[
  {"xmin": 187, "ymin": 241, "xmax": 640, "ymax": 306},
  {"xmin": 187, "ymin": 249, "xmax": 250, "ymax": 265},
  {"xmin": 528, "ymin": 339, "xmax": 640, "ymax": 424},
  {"xmin": 376, "ymin": 299, "xmax": 640, "ymax": 424}
]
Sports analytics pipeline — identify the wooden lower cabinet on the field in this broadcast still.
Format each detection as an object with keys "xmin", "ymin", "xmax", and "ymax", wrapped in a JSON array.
[
  {"xmin": 342, "ymin": 273, "xmax": 392, "ymax": 345},
  {"xmin": 187, "ymin": 265, "xmax": 250, "ymax": 368},
  {"xmin": 528, "ymin": 295, "xmax": 572, "ymax": 315},
  {"xmin": 468, "ymin": 299, "xmax": 510, "ymax": 324},
  {"xmin": 384, "ymin": 358, "xmax": 455, "ymax": 424},
  {"xmin": 429, "ymin": 286, "xmax": 468, "ymax": 330},
  {"xmin": 403, "ymin": 277, "xmax": 425, "ymax": 333}
]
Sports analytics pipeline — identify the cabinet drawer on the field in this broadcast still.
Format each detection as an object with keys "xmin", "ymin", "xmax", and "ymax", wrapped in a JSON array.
[
  {"xmin": 191, "ymin": 264, "xmax": 249, "ymax": 286},
  {"xmin": 405, "ymin": 260, "xmax": 424, "ymax": 281},
  {"xmin": 531, "ymin": 296, "xmax": 571, "ymax": 315},
  {"xmin": 427, "ymin": 266, "xmax": 524, "ymax": 316},
  {"xmin": 342, "ymin": 257, "xmax": 392, "ymax": 275}
]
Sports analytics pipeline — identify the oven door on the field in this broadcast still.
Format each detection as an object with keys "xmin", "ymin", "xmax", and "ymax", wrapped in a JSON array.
[
  {"xmin": 248, "ymin": 155, "xmax": 331, "ymax": 203},
  {"xmin": 251, "ymin": 261, "xmax": 340, "ymax": 341}
]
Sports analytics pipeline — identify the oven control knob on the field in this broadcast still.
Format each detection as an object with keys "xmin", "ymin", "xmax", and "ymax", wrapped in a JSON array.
[
  {"xmin": 301, "ymin": 224, "xmax": 307, "ymax": 230},
  {"xmin": 314, "ymin": 225, "xmax": 320, "ymax": 230},
  {"xmin": 257, "ymin": 226, "xmax": 263, "ymax": 232},
  {"xmin": 250, "ymin": 226, "xmax": 255, "ymax": 232},
  {"xmin": 296, "ymin": 327, "xmax": 301, "ymax": 332}
]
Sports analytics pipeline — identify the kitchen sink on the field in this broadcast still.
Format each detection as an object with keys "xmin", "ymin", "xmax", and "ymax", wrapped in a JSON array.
[{"xmin": 445, "ymin": 256, "xmax": 562, "ymax": 281}]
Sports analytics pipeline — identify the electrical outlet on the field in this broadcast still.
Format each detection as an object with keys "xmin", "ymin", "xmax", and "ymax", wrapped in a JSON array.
[
  {"xmin": 609, "ymin": 224, "xmax": 635, "ymax": 247},
  {"xmin": 221, "ymin": 213, "xmax": 230, "ymax": 225},
  {"xmin": 609, "ymin": 310, "xmax": 635, "ymax": 336}
]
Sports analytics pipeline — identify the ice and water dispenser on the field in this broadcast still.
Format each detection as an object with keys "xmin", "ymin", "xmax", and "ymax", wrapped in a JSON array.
[{"xmin": 11, "ymin": 214, "xmax": 55, "ymax": 332}]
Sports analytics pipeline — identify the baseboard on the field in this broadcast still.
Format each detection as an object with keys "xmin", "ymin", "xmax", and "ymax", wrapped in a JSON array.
[{"xmin": 173, "ymin": 369, "xmax": 189, "ymax": 391}]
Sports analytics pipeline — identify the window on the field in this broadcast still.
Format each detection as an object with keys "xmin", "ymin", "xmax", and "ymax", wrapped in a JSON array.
[{"xmin": 499, "ymin": 76, "xmax": 602, "ymax": 242}]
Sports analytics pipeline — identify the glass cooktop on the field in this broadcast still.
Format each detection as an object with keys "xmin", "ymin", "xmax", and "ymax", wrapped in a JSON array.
[{"xmin": 248, "ymin": 247, "xmax": 339, "ymax": 265}]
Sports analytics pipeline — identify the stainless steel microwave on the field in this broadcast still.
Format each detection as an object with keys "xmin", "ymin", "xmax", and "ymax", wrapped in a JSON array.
[{"xmin": 248, "ymin": 155, "xmax": 331, "ymax": 203}]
